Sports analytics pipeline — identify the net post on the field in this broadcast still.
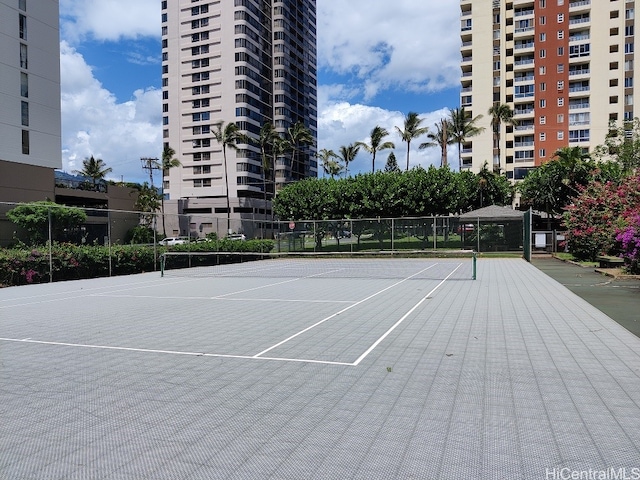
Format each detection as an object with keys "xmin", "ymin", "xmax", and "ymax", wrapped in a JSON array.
[
  {"xmin": 472, "ymin": 251, "xmax": 477, "ymax": 280},
  {"xmin": 160, "ymin": 253, "xmax": 165, "ymax": 277}
]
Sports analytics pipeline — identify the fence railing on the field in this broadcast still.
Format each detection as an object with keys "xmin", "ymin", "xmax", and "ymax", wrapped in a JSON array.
[{"xmin": 0, "ymin": 201, "xmax": 525, "ymax": 283}]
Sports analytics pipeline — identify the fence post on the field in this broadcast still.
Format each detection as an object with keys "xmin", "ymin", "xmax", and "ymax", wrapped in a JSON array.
[
  {"xmin": 48, "ymin": 206, "xmax": 53, "ymax": 283},
  {"xmin": 107, "ymin": 209, "xmax": 113, "ymax": 277}
]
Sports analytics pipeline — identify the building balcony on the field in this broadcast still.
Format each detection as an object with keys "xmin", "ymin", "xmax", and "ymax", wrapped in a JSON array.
[
  {"xmin": 568, "ymin": 68, "xmax": 590, "ymax": 77},
  {"xmin": 461, "ymin": 55, "xmax": 473, "ymax": 64},
  {"xmin": 514, "ymin": 74, "xmax": 534, "ymax": 83},
  {"xmin": 515, "ymin": 123, "xmax": 535, "ymax": 131},
  {"xmin": 569, "ymin": 16, "xmax": 590, "ymax": 27},
  {"xmin": 569, "ymin": 0, "xmax": 591, "ymax": 12},
  {"xmin": 569, "ymin": 102, "xmax": 590, "ymax": 110},
  {"xmin": 568, "ymin": 86, "xmax": 590, "ymax": 94}
]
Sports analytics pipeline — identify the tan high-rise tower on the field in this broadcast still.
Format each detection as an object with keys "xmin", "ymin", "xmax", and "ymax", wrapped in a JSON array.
[
  {"xmin": 161, "ymin": 0, "xmax": 317, "ymax": 235},
  {"xmin": 460, "ymin": 0, "xmax": 637, "ymax": 184}
]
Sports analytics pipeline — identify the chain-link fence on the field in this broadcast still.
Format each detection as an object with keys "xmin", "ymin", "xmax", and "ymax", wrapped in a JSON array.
[{"xmin": 0, "ymin": 201, "xmax": 524, "ymax": 284}]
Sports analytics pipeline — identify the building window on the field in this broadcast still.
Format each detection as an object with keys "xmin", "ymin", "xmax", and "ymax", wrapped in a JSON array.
[
  {"xmin": 540, "ymin": 82, "xmax": 547, "ymax": 91},
  {"xmin": 20, "ymin": 72, "xmax": 28, "ymax": 97},
  {"xmin": 557, "ymin": 81, "xmax": 564, "ymax": 90},
  {"xmin": 557, "ymin": 30, "xmax": 564, "ymax": 39},
  {"xmin": 569, "ymin": 129, "xmax": 590, "ymax": 142},
  {"xmin": 557, "ymin": 97, "xmax": 564, "ymax": 107},
  {"xmin": 162, "ymin": 78, "xmax": 168, "ymax": 87},
  {"xmin": 611, "ymin": 28, "xmax": 619, "ymax": 36},
  {"xmin": 626, "ymin": 25, "xmax": 634, "ymax": 36},
  {"xmin": 540, "ymin": 132, "xmax": 546, "ymax": 141},
  {"xmin": 558, "ymin": 47, "xmax": 564, "ymax": 56},
  {"xmin": 610, "ymin": 78, "xmax": 619, "ymax": 87},
  {"xmin": 161, "ymin": 13, "xmax": 167, "ymax": 22},
  {"xmin": 557, "ymin": 13, "xmax": 564, "ymax": 23},
  {"xmin": 540, "ymin": 116, "xmax": 547, "ymax": 125},
  {"xmin": 540, "ymin": 66, "xmax": 547, "ymax": 75},
  {"xmin": 625, "ymin": 43, "xmax": 634, "ymax": 54},
  {"xmin": 626, "ymin": 8, "xmax": 634, "ymax": 20},
  {"xmin": 21, "ymin": 101, "xmax": 28, "ymax": 126},
  {"xmin": 625, "ymin": 60, "xmax": 634, "ymax": 71},
  {"xmin": 557, "ymin": 63, "xmax": 564, "ymax": 73},
  {"xmin": 539, "ymin": 16, "xmax": 546, "ymax": 25},
  {"xmin": 540, "ymin": 99, "xmax": 547, "ymax": 108},
  {"xmin": 557, "ymin": 131, "xmax": 564, "ymax": 140},
  {"xmin": 162, "ymin": 26, "xmax": 167, "ymax": 35},
  {"xmin": 625, "ymin": 94, "xmax": 634, "ymax": 106},
  {"xmin": 19, "ymin": 14, "xmax": 26, "ymax": 39},
  {"xmin": 610, "ymin": 96, "xmax": 619, "ymax": 103},
  {"xmin": 557, "ymin": 114, "xmax": 564, "ymax": 123},
  {"xmin": 610, "ymin": 62, "xmax": 619, "ymax": 70},
  {"xmin": 610, "ymin": 10, "xmax": 619, "ymax": 19},
  {"xmin": 540, "ymin": 32, "xmax": 547, "ymax": 42},
  {"xmin": 539, "ymin": 149, "xmax": 546, "ymax": 158},
  {"xmin": 540, "ymin": 49, "xmax": 546, "ymax": 58},
  {"xmin": 625, "ymin": 77, "xmax": 634, "ymax": 88},
  {"xmin": 20, "ymin": 43, "xmax": 27, "ymax": 69},
  {"xmin": 19, "ymin": 0, "xmax": 26, "ymax": 11},
  {"xmin": 163, "ymin": 116, "xmax": 169, "ymax": 125},
  {"xmin": 611, "ymin": 44, "xmax": 619, "ymax": 53},
  {"xmin": 21, "ymin": 130, "xmax": 29, "ymax": 154}
]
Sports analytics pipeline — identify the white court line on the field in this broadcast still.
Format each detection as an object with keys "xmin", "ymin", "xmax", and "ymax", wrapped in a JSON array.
[
  {"xmin": 252, "ymin": 264, "xmax": 438, "ymax": 358},
  {"xmin": 210, "ymin": 268, "xmax": 344, "ymax": 299},
  {"xmin": 0, "ymin": 337, "xmax": 353, "ymax": 367},
  {"xmin": 92, "ymin": 294, "xmax": 353, "ymax": 305},
  {"xmin": 352, "ymin": 263, "xmax": 463, "ymax": 366}
]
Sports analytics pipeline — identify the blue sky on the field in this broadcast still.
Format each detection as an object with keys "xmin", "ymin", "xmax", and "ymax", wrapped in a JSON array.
[{"xmin": 58, "ymin": 0, "xmax": 462, "ymax": 184}]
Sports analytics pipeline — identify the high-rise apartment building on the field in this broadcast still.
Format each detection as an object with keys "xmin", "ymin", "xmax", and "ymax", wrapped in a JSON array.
[
  {"xmin": 460, "ymin": 0, "xmax": 637, "ymax": 182},
  {"xmin": 0, "ymin": 0, "xmax": 61, "ymax": 202},
  {"xmin": 161, "ymin": 0, "xmax": 317, "ymax": 235}
]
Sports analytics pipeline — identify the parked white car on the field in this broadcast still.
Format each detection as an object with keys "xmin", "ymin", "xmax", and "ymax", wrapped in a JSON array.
[
  {"xmin": 227, "ymin": 233, "xmax": 246, "ymax": 241},
  {"xmin": 159, "ymin": 236, "xmax": 190, "ymax": 246}
]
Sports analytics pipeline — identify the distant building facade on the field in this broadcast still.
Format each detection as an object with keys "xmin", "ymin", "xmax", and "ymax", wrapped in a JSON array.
[
  {"xmin": 0, "ymin": 0, "xmax": 61, "ymax": 202},
  {"xmin": 460, "ymin": 0, "xmax": 638, "ymax": 181},
  {"xmin": 161, "ymin": 0, "xmax": 318, "ymax": 237}
]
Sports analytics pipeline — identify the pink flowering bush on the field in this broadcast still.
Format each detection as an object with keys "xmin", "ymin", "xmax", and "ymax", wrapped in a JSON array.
[
  {"xmin": 616, "ymin": 214, "xmax": 640, "ymax": 274},
  {"xmin": 564, "ymin": 172, "xmax": 640, "ymax": 265}
]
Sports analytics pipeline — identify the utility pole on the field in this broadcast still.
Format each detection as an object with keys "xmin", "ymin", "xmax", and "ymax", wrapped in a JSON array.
[{"xmin": 140, "ymin": 157, "xmax": 160, "ymax": 188}]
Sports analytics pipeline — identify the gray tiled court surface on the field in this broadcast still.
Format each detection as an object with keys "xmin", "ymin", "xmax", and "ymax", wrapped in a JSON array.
[{"xmin": 1, "ymin": 257, "xmax": 639, "ymax": 479}]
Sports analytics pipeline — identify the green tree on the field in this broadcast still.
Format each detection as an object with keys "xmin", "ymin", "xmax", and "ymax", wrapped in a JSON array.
[
  {"xmin": 213, "ymin": 121, "xmax": 247, "ymax": 233},
  {"xmin": 337, "ymin": 143, "xmax": 360, "ymax": 177},
  {"xmin": 488, "ymin": 103, "xmax": 517, "ymax": 172},
  {"xmin": 449, "ymin": 107, "xmax": 484, "ymax": 171},
  {"xmin": 419, "ymin": 118, "xmax": 452, "ymax": 167},
  {"xmin": 395, "ymin": 112, "xmax": 429, "ymax": 171},
  {"xmin": 357, "ymin": 125, "xmax": 395, "ymax": 173},
  {"xmin": 473, "ymin": 162, "xmax": 513, "ymax": 209},
  {"xmin": 133, "ymin": 182, "xmax": 161, "ymax": 229},
  {"xmin": 7, "ymin": 201, "xmax": 87, "ymax": 244},
  {"xmin": 593, "ymin": 118, "xmax": 640, "ymax": 172},
  {"xmin": 159, "ymin": 144, "xmax": 181, "ymax": 237},
  {"xmin": 74, "ymin": 155, "xmax": 112, "ymax": 186},
  {"xmin": 518, "ymin": 147, "xmax": 594, "ymax": 219},
  {"xmin": 384, "ymin": 151, "xmax": 400, "ymax": 172}
]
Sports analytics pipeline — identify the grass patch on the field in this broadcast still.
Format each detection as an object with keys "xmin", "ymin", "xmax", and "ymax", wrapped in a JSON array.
[{"xmin": 553, "ymin": 252, "xmax": 598, "ymax": 267}]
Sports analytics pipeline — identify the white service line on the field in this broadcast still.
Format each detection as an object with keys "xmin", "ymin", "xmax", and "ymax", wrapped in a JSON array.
[
  {"xmin": 352, "ymin": 263, "xmax": 463, "ymax": 366},
  {"xmin": 91, "ymin": 294, "xmax": 353, "ymax": 304},
  {"xmin": 252, "ymin": 264, "xmax": 438, "ymax": 358},
  {"xmin": 210, "ymin": 268, "xmax": 345, "ymax": 299},
  {"xmin": 0, "ymin": 337, "xmax": 353, "ymax": 366}
]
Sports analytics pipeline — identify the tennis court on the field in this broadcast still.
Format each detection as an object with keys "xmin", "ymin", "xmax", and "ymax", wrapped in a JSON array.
[{"xmin": 2, "ymin": 256, "xmax": 640, "ymax": 479}]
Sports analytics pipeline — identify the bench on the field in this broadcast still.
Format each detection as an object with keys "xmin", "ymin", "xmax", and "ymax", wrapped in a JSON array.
[{"xmin": 596, "ymin": 255, "xmax": 624, "ymax": 268}]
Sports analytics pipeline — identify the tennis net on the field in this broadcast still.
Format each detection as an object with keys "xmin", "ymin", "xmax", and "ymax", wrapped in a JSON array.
[{"xmin": 160, "ymin": 250, "xmax": 477, "ymax": 280}]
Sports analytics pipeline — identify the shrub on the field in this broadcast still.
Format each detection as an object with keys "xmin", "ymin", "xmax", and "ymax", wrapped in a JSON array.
[{"xmin": 0, "ymin": 240, "xmax": 275, "ymax": 287}]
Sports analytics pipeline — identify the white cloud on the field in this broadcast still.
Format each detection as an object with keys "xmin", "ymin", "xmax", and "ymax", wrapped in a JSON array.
[
  {"xmin": 317, "ymin": 0, "xmax": 460, "ymax": 100},
  {"xmin": 60, "ymin": 42, "xmax": 162, "ymax": 183},
  {"xmin": 317, "ymin": 96, "xmax": 453, "ymax": 175},
  {"xmin": 60, "ymin": 0, "xmax": 159, "ymax": 43}
]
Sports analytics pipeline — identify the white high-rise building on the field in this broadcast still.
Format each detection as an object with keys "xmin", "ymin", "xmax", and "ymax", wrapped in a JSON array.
[
  {"xmin": 460, "ymin": 0, "xmax": 638, "ymax": 182},
  {"xmin": 161, "ymin": 0, "xmax": 317, "ymax": 236},
  {"xmin": 0, "ymin": 0, "xmax": 61, "ymax": 202}
]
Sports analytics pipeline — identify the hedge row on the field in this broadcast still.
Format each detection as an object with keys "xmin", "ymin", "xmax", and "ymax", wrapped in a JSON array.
[{"xmin": 0, "ymin": 240, "xmax": 274, "ymax": 287}]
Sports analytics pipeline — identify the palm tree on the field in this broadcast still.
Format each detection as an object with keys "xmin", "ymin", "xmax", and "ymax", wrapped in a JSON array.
[
  {"xmin": 317, "ymin": 148, "xmax": 339, "ymax": 178},
  {"xmin": 74, "ymin": 155, "xmax": 112, "ymax": 186},
  {"xmin": 449, "ymin": 107, "xmax": 485, "ymax": 171},
  {"xmin": 323, "ymin": 158, "xmax": 344, "ymax": 178},
  {"xmin": 356, "ymin": 125, "xmax": 395, "ymax": 173},
  {"xmin": 488, "ymin": 103, "xmax": 517, "ymax": 172},
  {"xmin": 419, "ymin": 118, "xmax": 452, "ymax": 167},
  {"xmin": 254, "ymin": 122, "xmax": 279, "ymax": 206},
  {"xmin": 395, "ymin": 112, "xmax": 429, "ymax": 171},
  {"xmin": 159, "ymin": 145, "xmax": 181, "ymax": 237},
  {"xmin": 213, "ymin": 121, "xmax": 246, "ymax": 234},
  {"xmin": 286, "ymin": 122, "xmax": 314, "ymax": 180},
  {"xmin": 337, "ymin": 143, "xmax": 360, "ymax": 177}
]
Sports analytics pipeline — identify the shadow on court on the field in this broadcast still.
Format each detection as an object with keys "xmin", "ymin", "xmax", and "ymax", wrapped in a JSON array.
[{"xmin": 532, "ymin": 255, "xmax": 640, "ymax": 338}]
